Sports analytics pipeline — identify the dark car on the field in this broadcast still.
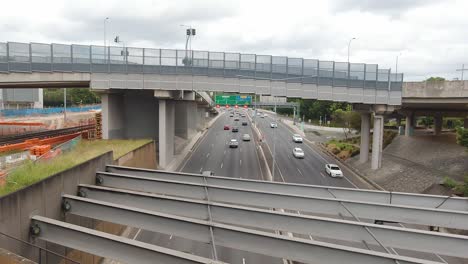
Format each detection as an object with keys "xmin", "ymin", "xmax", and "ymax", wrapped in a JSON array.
[
  {"xmin": 232, "ymin": 127, "xmax": 239, "ymax": 132},
  {"xmin": 242, "ymin": 121, "xmax": 248, "ymax": 126}
]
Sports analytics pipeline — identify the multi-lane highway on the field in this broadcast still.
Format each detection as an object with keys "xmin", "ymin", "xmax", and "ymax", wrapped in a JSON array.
[
  {"xmin": 253, "ymin": 110, "xmax": 360, "ymax": 188},
  {"xmin": 181, "ymin": 111, "xmax": 264, "ymax": 180},
  {"xmin": 137, "ymin": 110, "xmax": 281, "ymax": 264}
]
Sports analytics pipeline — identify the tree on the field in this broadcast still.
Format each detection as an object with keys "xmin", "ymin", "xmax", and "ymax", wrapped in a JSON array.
[
  {"xmin": 43, "ymin": 88, "xmax": 100, "ymax": 107},
  {"xmin": 332, "ymin": 109, "xmax": 361, "ymax": 139},
  {"xmin": 426, "ymin": 77, "xmax": 445, "ymax": 82}
]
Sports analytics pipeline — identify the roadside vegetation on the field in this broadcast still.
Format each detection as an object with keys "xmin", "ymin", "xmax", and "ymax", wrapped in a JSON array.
[
  {"xmin": 0, "ymin": 139, "xmax": 152, "ymax": 196},
  {"xmin": 325, "ymin": 130, "xmax": 398, "ymax": 160},
  {"xmin": 44, "ymin": 88, "xmax": 101, "ymax": 107},
  {"xmin": 453, "ymin": 126, "xmax": 468, "ymax": 196},
  {"xmin": 442, "ymin": 175, "xmax": 468, "ymax": 197}
]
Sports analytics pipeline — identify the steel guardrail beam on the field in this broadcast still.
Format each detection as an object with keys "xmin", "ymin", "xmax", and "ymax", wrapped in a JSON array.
[
  {"xmin": 61, "ymin": 195, "xmax": 443, "ymax": 264},
  {"xmin": 95, "ymin": 171, "xmax": 468, "ymax": 230},
  {"xmin": 105, "ymin": 165, "xmax": 468, "ymax": 212},
  {"xmin": 77, "ymin": 184, "xmax": 468, "ymax": 258},
  {"xmin": 30, "ymin": 215, "xmax": 226, "ymax": 264}
]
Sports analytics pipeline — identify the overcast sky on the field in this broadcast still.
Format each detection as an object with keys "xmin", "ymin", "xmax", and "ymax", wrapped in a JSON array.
[{"xmin": 1, "ymin": 0, "xmax": 467, "ymax": 81}]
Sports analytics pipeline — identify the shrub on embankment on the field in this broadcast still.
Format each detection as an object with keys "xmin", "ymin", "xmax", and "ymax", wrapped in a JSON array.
[
  {"xmin": 442, "ymin": 175, "xmax": 468, "ymax": 197},
  {"xmin": 325, "ymin": 130, "xmax": 398, "ymax": 160}
]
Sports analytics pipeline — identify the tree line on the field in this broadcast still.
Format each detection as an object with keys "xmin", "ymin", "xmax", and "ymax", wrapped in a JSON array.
[{"xmin": 43, "ymin": 88, "xmax": 101, "ymax": 107}]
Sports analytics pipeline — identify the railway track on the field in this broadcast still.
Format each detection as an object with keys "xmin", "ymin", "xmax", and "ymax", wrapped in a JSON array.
[{"xmin": 0, "ymin": 124, "xmax": 96, "ymax": 146}]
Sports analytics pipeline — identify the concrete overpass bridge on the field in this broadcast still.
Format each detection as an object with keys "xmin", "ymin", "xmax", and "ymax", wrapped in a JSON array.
[{"xmin": 0, "ymin": 41, "xmax": 404, "ymax": 168}]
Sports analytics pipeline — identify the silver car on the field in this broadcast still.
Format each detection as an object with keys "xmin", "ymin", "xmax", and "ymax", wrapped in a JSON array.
[
  {"xmin": 292, "ymin": 134, "xmax": 303, "ymax": 143},
  {"xmin": 292, "ymin": 147, "xmax": 305, "ymax": 159},
  {"xmin": 242, "ymin": 134, "xmax": 251, "ymax": 141}
]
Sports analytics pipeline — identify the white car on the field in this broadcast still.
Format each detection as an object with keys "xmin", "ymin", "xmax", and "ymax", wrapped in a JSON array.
[
  {"xmin": 229, "ymin": 139, "xmax": 239, "ymax": 148},
  {"xmin": 292, "ymin": 134, "xmax": 303, "ymax": 143},
  {"xmin": 270, "ymin": 122, "xmax": 278, "ymax": 128},
  {"xmin": 325, "ymin": 164, "xmax": 343, "ymax": 178},
  {"xmin": 242, "ymin": 134, "xmax": 251, "ymax": 141},
  {"xmin": 292, "ymin": 147, "xmax": 305, "ymax": 159}
]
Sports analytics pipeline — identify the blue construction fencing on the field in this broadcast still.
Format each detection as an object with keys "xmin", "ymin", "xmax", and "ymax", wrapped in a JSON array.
[{"xmin": 0, "ymin": 105, "xmax": 101, "ymax": 117}]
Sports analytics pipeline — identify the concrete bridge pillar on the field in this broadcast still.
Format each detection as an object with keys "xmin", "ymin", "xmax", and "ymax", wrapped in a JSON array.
[
  {"xmin": 371, "ymin": 115, "xmax": 384, "ymax": 170},
  {"xmin": 434, "ymin": 114, "xmax": 443, "ymax": 135},
  {"xmin": 359, "ymin": 112, "xmax": 371, "ymax": 163},
  {"xmin": 405, "ymin": 113, "xmax": 414, "ymax": 137},
  {"xmin": 175, "ymin": 101, "xmax": 197, "ymax": 139},
  {"xmin": 159, "ymin": 99, "xmax": 175, "ymax": 168},
  {"xmin": 101, "ymin": 93, "xmax": 125, "ymax": 139},
  {"xmin": 196, "ymin": 107, "xmax": 206, "ymax": 131}
]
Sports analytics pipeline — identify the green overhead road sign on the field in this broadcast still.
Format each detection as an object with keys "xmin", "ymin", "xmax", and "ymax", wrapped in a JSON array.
[{"xmin": 215, "ymin": 95, "xmax": 252, "ymax": 106}]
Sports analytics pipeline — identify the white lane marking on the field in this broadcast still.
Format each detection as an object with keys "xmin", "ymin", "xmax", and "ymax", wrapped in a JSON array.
[
  {"xmin": 211, "ymin": 143, "xmax": 214, "ymax": 148},
  {"xmin": 206, "ymin": 153, "xmax": 210, "ymax": 158},
  {"xmin": 239, "ymin": 147, "xmax": 242, "ymax": 152},
  {"xmin": 220, "ymin": 162, "xmax": 224, "ymax": 168},
  {"xmin": 242, "ymin": 258, "xmax": 246, "ymax": 264},
  {"xmin": 133, "ymin": 228, "xmax": 142, "ymax": 239},
  {"xmin": 240, "ymin": 159, "xmax": 242, "ymax": 166},
  {"xmin": 224, "ymin": 150, "xmax": 226, "ymax": 155},
  {"xmin": 297, "ymin": 168, "xmax": 304, "ymax": 177},
  {"xmin": 199, "ymin": 167, "xmax": 203, "ymax": 173},
  {"xmin": 320, "ymin": 172, "xmax": 326, "ymax": 178},
  {"xmin": 169, "ymin": 234, "xmax": 173, "ymax": 240},
  {"xmin": 288, "ymin": 155, "xmax": 291, "ymax": 159}
]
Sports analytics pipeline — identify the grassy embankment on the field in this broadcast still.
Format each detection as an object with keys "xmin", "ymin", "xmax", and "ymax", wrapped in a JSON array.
[{"xmin": 0, "ymin": 139, "xmax": 152, "ymax": 196}]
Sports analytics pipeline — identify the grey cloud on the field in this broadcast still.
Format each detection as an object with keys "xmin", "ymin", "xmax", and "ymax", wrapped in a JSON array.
[
  {"xmin": 331, "ymin": 0, "xmax": 440, "ymax": 17},
  {"xmin": 39, "ymin": 0, "xmax": 238, "ymax": 47}
]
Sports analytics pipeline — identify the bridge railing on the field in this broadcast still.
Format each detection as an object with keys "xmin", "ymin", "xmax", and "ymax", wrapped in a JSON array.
[{"xmin": 0, "ymin": 42, "xmax": 404, "ymax": 91}]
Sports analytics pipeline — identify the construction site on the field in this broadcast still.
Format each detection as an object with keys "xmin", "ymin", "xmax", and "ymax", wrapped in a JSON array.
[{"xmin": 0, "ymin": 107, "xmax": 102, "ymax": 186}]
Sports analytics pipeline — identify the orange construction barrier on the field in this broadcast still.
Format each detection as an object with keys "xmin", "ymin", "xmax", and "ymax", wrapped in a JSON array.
[
  {"xmin": 0, "ymin": 122, "xmax": 45, "ymax": 126},
  {"xmin": 0, "ymin": 132, "xmax": 81, "ymax": 153}
]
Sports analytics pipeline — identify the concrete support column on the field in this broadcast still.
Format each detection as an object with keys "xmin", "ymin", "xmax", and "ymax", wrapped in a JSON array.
[
  {"xmin": 101, "ymin": 93, "xmax": 125, "ymax": 139},
  {"xmin": 359, "ymin": 112, "xmax": 371, "ymax": 163},
  {"xmin": 196, "ymin": 107, "xmax": 206, "ymax": 131},
  {"xmin": 159, "ymin": 99, "xmax": 175, "ymax": 168},
  {"xmin": 175, "ymin": 101, "xmax": 197, "ymax": 139},
  {"xmin": 434, "ymin": 114, "xmax": 443, "ymax": 135},
  {"xmin": 371, "ymin": 115, "xmax": 384, "ymax": 170},
  {"xmin": 405, "ymin": 113, "xmax": 414, "ymax": 137}
]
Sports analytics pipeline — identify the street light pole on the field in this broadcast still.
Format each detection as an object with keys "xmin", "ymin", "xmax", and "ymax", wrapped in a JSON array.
[
  {"xmin": 104, "ymin": 17, "xmax": 109, "ymax": 62},
  {"xmin": 347, "ymin": 37, "xmax": 356, "ymax": 64},
  {"xmin": 63, "ymin": 88, "xmax": 67, "ymax": 125},
  {"xmin": 272, "ymin": 96, "xmax": 277, "ymax": 181},
  {"xmin": 395, "ymin": 52, "xmax": 402, "ymax": 75}
]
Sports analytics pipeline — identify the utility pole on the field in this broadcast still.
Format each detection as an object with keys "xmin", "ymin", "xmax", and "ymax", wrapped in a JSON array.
[
  {"xmin": 456, "ymin": 64, "xmax": 468, "ymax": 80},
  {"xmin": 63, "ymin": 88, "xmax": 67, "ymax": 125},
  {"xmin": 181, "ymin": 25, "xmax": 196, "ymax": 66},
  {"xmin": 272, "ymin": 96, "xmax": 277, "ymax": 181},
  {"xmin": 104, "ymin": 17, "xmax": 109, "ymax": 62}
]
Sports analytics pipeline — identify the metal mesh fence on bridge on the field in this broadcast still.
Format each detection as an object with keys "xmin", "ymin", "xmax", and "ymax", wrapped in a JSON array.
[{"xmin": 0, "ymin": 42, "xmax": 403, "ymax": 91}]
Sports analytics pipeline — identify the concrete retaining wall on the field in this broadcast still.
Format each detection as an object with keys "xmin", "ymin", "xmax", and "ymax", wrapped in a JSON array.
[
  {"xmin": 403, "ymin": 80, "xmax": 468, "ymax": 98},
  {"xmin": 117, "ymin": 140, "xmax": 157, "ymax": 169},
  {"xmin": 0, "ymin": 141, "xmax": 157, "ymax": 264}
]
